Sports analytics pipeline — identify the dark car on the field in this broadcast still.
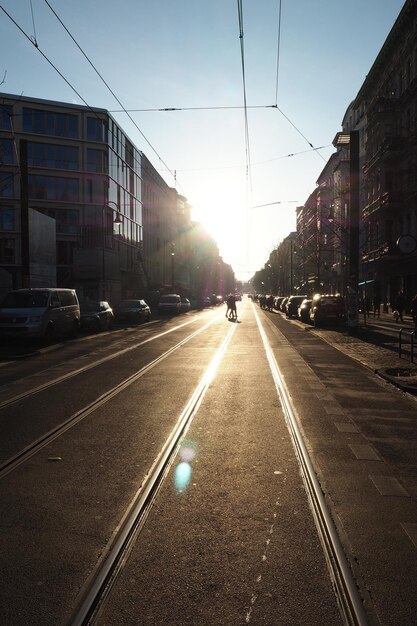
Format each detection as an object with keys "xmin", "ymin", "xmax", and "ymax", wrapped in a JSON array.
[
  {"xmin": 180, "ymin": 297, "xmax": 191, "ymax": 312},
  {"xmin": 80, "ymin": 300, "xmax": 114, "ymax": 332},
  {"xmin": 286, "ymin": 295, "xmax": 308, "ymax": 318},
  {"xmin": 297, "ymin": 298, "xmax": 312, "ymax": 323},
  {"xmin": 274, "ymin": 296, "xmax": 285, "ymax": 310},
  {"xmin": 198, "ymin": 296, "xmax": 212, "ymax": 309},
  {"xmin": 116, "ymin": 299, "xmax": 151, "ymax": 324},
  {"xmin": 309, "ymin": 294, "xmax": 346, "ymax": 327},
  {"xmin": 158, "ymin": 294, "xmax": 181, "ymax": 315},
  {"xmin": 280, "ymin": 297, "xmax": 289, "ymax": 312}
]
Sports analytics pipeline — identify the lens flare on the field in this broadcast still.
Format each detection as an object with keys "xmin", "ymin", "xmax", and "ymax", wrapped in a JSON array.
[
  {"xmin": 179, "ymin": 439, "xmax": 198, "ymax": 462},
  {"xmin": 174, "ymin": 461, "xmax": 192, "ymax": 492}
]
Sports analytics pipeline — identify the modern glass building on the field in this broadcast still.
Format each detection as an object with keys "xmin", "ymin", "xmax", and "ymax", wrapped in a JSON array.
[{"xmin": 0, "ymin": 93, "xmax": 146, "ymax": 304}]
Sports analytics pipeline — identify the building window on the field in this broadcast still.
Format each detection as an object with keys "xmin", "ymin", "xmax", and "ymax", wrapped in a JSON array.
[
  {"xmin": 0, "ymin": 104, "xmax": 12, "ymax": 130},
  {"xmin": 28, "ymin": 175, "xmax": 79, "ymax": 202},
  {"xmin": 0, "ymin": 139, "xmax": 14, "ymax": 164},
  {"xmin": 87, "ymin": 117, "xmax": 106, "ymax": 142},
  {"xmin": 86, "ymin": 148, "xmax": 106, "ymax": 172},
  {"xmin": 23, "ymin": 108, "xmax": 78, "ymax": 138},
  {"xmin": 27, "ymin": 142, "xmax": 78, "ymax": 170},
  {"xmin": 0, "ymin": 238, "xmax": 14, "ymax": 263},
  {"xmin": 0, "ymin": 206, "xmax": 14, "ymax": 230},
  {"xmin": 57, "ymin": 240, "xmax": 76, "ymax": 264},
  {"xmin": 0, "ymin": 172, "xmax": 14, "ymax": 197}
]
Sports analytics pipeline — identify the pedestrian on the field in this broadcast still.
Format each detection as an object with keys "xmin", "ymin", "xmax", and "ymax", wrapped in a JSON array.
[
  {"xmin": 396, "ymin": 291, "xmax": 405, "ymax": 322},
  {"xmin": 373, "ymin": 294, "xmax": 381, "ymax": 318},
  {"xmin": 226, "ymin": 293, "xmax": 237, "ymax": 320}
]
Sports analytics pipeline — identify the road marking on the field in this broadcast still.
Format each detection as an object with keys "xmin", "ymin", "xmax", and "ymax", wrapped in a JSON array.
[
  {"xmin": 369, "ymin": 475, "xmax": 409, "ymax": 497},
  {"xmin": 349, "ymin": 444, "xmax": 381, "ymax": 461},
  {"xmin": 401, "ymin": 523, "xmax": 417, "ymax": 548},
  {"xmin": 334, "ymin": 422, "xmax": 360, "ymax": 433}
]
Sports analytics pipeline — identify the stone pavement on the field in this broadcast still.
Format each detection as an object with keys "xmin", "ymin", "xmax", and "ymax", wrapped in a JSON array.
[{"xmin": 306, "ymin": 312, "xmax": 417, "ymax": 394}]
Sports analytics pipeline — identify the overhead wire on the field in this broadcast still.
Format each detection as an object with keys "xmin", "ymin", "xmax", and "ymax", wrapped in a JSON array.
[
  {"xmin": 0, "ymin": 5, "xmax": 184, "ymax": 201},
  {"xmin": 41, "ymin": 0, "xmax": 178, "ymax": 187},
  {"xmin": 275, "ymin": 0, "xmax": 282, "ymax": 105},
  {"xmin": 108, "ymin": 104, "xmax": 275, "ymax": 113},
  {"xmin": 237, "ymin": 0, "xmax": 254, "ymax": 277}
]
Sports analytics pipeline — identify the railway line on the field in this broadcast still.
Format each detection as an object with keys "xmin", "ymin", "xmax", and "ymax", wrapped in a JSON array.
[{"xmin": 2, "ymin": 301, "xmax": 412, "ymax": 624}]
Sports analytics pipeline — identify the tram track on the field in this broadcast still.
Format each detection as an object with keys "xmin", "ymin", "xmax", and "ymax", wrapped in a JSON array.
[
  {"xmin": 0, "ymin": 313, "xmax": 224, "ymax": 480},
  {"xmin": 0, "ymin": 312, "xmax": 219, "ymax": 412},
  {"xmin": 69, "ymin": 319, "xmax": 238, "ymax": 625},
  {"xmin": 253, "ymin": 304, "xmax": 368, "ymax": 626}
]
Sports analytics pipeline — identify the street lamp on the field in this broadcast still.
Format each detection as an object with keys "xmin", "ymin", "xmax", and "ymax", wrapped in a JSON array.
[
  {"xmin": 102, "ymin": 201, "xmax": 122, "ymax": 300},
  {"xmin": 333, "ymin": 131, "xmax": 360, "ymax": 330}
]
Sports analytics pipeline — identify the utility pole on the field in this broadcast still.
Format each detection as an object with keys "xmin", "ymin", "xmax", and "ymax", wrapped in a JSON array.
[
  {"xmin": 347, "ymin": 131, "xmax": 360, "ymax": 330},
  {"xmin": 20, "ymin": 139, "xmax": 30, "ymax": 288}
]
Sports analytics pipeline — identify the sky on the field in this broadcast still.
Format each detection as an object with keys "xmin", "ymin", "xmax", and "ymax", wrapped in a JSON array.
[{"xmin": 0, "ymin": 0, "xmax": 407, "ymax": 280}]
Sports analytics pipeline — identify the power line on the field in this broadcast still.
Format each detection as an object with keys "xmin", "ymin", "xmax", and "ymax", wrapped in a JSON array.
[
  {"xmin": 253, "ymin": 200, "xmax": 299, "ymax": 208},
  {"xmin": 272, "ymin": 104, "xmax": 327, "ymax": 161},
  {"xmin": 42, "ymin": 0, "xmax": 178, "ymax": 186},
  {"xmin": 275, "ymin": 0, "xmax": 282, "ymax": 105},
  {"xmin": 108, "ymin": 104, "xmax": 275, "ymax": 113},
  {"xmin": 0, "ymin": 5, "xmax": 183, "ymax": 201}
]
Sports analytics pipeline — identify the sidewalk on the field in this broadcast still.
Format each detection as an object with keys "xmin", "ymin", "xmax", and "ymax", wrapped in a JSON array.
[{"xmin": 306, "ymin": 312, "xmax": 417, "ymax": 394}]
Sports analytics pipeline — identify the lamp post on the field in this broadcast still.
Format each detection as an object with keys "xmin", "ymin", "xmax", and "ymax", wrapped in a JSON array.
[
  {"xmin": 102, "ymin": 201, "xmax": 122, "ymax": 300},
  {"xmin": 171, "ymin": 242, "xmax": 175, "ymax": 289},
  {"xmin": 333, "ymin": 131, "xmax": 360, "ymax": 330}
]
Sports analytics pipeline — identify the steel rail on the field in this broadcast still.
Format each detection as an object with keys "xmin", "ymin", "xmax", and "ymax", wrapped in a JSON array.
[
  {"xmin": 253, "ymin": 305, "xmax": 369, "ymax": 626},
  {"xmin": 0, "ymin": 315, "xmax": 224, "ymax": 481},
  {"xmin": 69, "ymin": 320, "xmax": 238, "ymax": 626},
  {"xmin": 0, "ymin": 312, "xmax": 219, "ymax": 411}
]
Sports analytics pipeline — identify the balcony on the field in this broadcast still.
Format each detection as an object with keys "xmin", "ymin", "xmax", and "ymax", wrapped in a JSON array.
[{"xmin": 363, "ymin": 136, "xmax": 404, "ymax": 174}]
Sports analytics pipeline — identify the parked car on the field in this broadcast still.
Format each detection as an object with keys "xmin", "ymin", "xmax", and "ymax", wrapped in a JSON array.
[
  {"xmin": 235, "ymin": 293, "xmax": 242, "ymax": 301},
  {"xmin": 286, "ymin": 295, "xmax": 308, "ymax": 318},
  {"xmin": 198, "ymin": 296, "xmax": 212, "ymax": 308},
  {"xmin": 0, "ymin": 288, "xmax": 80, "ymax": 342},
  {"xmin": 274, "ymin": 296, "xmax": 285, "ymax": 310},
  {"xmin": 297, "ymin": 298, "xmax": 312, "ymax": 323},
  {"xmin": 280, "ymin": 297, "xmax": 289, "ymax": 312},
  {"xmin": 116, "ymin": 299, "xmax": 151, "ymax": 324},
  {"xmin": 80, "ymin": 300, "xmax": 114, "ymax": 332},
  {"xmin": 309, "ymin": 294, "xmax": 346, "ymax": 327},
  {"xmin": 180, "ymin": 297, "xmax": 191, "ymax": 312},
  {"xmin": 158, "ymin": 294, "xmax": 181, "ymax": 315}
]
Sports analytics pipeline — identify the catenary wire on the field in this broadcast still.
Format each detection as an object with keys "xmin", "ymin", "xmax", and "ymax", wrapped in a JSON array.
[
  {"xmin": 0, "ymin": 4, "xmax": 184, "ymax": 202},
  {"xmin": 275, "ymin": 0, "xmax": 282, "ymax": 105},
  {"xmin": 42, "ymin": 0, "xmax": 178, "ymax": 186}
]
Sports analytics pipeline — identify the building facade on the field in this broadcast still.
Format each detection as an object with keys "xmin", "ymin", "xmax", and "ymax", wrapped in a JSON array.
[
  {"xmin": 0, "ymin": 93, "xmax": 145, "ymax": 303},
  {"xmin": 295, "ymin": 0, "xmax": 417, "ymax": 309}
]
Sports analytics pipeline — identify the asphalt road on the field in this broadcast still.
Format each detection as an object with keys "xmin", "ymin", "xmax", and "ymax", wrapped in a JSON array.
[{"xmin": 0, "ymin": 302, "xmax": 416, "ymax": 625}]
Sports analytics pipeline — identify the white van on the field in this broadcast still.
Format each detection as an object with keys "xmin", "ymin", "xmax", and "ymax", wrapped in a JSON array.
[{"xmin": 0, "ymin": 288, "xmax": 80, "ymax": 341}]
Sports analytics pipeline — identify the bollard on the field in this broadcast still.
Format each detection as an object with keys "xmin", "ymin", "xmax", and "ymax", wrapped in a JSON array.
[{"xmin": 399, "ymin": 328, "xmax": 404, "ymax": 359}]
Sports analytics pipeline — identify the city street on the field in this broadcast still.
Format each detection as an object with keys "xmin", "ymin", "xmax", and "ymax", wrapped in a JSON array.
[{"xmin": 0, "ymin": 299, "xmax": 416, "ymax": 625}]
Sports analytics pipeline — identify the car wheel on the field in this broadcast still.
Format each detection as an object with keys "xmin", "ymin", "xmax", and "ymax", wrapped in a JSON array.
[
  {"xmin": 94, "ymin": 318, "xmax": 101, "ymax": 332},
  {"xmin": 69, "ymin": 320, "xmax": 79, "ymax": 338},
  {"xmin": 43, "ymin": 324, "xmax": 54, "ymax": 345}
]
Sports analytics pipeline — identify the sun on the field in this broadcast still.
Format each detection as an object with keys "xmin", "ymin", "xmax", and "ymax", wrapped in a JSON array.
[{"xmin": 191, "ymin": 192, "xmax": 249, "ymax": 267}]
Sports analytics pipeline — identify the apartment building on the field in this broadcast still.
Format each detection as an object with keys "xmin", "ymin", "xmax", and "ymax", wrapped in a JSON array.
[
  {"xmin": 353, "ymin": 0, "xmax": 417, "ymax": 307},
  {"xmin": 296, "ymin": 0, "xmax": 417, "ymax": 308}
]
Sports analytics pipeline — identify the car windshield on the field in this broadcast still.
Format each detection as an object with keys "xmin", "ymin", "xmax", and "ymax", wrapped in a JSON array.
[
  {"xmin": 80, "ymin": 302, "xmax": 100, "ymax": 312},
  {"xmin": 119, "ymin": 301, "xmax": 140, "ymax": 310},
  {"xmin": 321, "ymin": 298, "xmax": 343, "ymax": 306},
  {"xmin": 1, "ymin": 291, "xmax": 49, "ymax": 308},
  {"xmin": 160, "ymin": 296, "xmax": 178, "ymax": 303}
]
